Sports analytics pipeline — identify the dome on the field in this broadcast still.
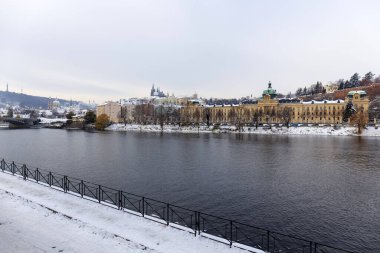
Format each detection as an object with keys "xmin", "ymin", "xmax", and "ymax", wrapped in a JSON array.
[{"xmin": 262, "ymin": 82, "xmax": 277, "ymax": 99}]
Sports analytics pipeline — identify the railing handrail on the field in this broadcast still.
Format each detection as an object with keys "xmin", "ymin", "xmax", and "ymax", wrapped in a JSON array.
[{"xmin": 0, "ymin": 158, "xmax": 359, "ymax": 253}]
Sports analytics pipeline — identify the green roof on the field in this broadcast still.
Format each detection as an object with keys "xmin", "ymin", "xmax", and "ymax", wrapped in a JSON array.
[
  {"xmin": 347, "ymin": 90, "xmax": 367, "ymax": 95},
  {"xmin": 263, "ymin": 88, "xmax": 277, "ymax": 95}
]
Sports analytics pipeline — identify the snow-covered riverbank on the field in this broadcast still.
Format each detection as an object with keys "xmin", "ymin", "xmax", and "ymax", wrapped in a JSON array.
[
  {"xmin": 0, "ymin": 172, "xmax": 262, "ymax": 253},
  {"xmin": 107, "ymin": 124, "xmax": 380, "ymax": 136}
]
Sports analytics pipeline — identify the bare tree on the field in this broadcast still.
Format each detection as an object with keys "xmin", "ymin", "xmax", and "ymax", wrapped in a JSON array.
[
  {"xmin": 216, "ymin": 110, "xmax": 223, "ymax": 123},
  {"xmin": 369, "ymin": 98, "xmax": 380, "ymax": 126},
  {"xmin": 227, "ymin": 108, "xmax": 237, "ymax": 126},
  {"xmin": 350, "ymin": 106, "xmax": 368, "ymax": 134},
  {"xmin": 252, "ymin": 109, "xmax": 259, "ymax": 129},
  {"xmin": 280, "ymin": 107, "xmax": 292, "ymax": 128}
]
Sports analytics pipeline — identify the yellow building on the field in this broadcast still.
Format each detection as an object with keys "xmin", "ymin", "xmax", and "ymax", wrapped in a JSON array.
[
  {"xmin": 181, "ymin": 83, "xmax": 369, "ymax": 125},
  {"xmin": 96, "ymin": 101, "xmax": 122, "ymax": 123}
]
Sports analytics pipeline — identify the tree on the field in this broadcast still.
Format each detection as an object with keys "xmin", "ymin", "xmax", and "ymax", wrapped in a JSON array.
[
  {"xmin": 155, "ymin": 105, "xmax": 166, "ymax": 131},
  {"xmin": 84, "ymin": 110, "xmax": 96, "ymax": 124},
  {"xmin": 350, "ymin": 106, "xmax": 368, "ymax": 134},
  {"xmin": 7, "ymin": 108, "xmax": 13, "ymax": 118},
  {"xmin": 243, "ymin": 108, "xmax": 251, "ymax": 125},
  {"xmin": 349, "ymin": 73, "xmax": 360, "ymax": 87},
  {"xmin": 281, "ymin": 107, "xmax": 292, "ymax": 128},
  {"xmin": 343, "ymin": 102, "xmax": 356, "ymax": 123},
  {"xmin": 216, "ymin": 110, "xmax": 223, "ymax": 123},
  {"xmin": 252, "ymin": 109, "xmax": 259, "ymax": 129},
  {"xmin": 203, "ymin": 108, "xmax": 211, "ymax": 127},
  {"xmin": 361, "ymin": 72, "xmax": 375, "ymax": 86},
  {"xmin": 66, "ymin": 111, "xmax": 75, "ymax": 120},
  {"xmin": 295, "ymin": 88, "xmax": 303, "ymax": 97},
  {"xmin": 375, "ymin": 75, "xmax": 380, "ymax": 83},
  {"xmin": 95, "ymin": 114, "xmax": 110, "ymax": 130},
  {"xmin": 338, "ymin": 80, "xmax": 345, "ymax": 90},
  {"xmin": 369, "ymin": 98, "xmax": 380, "ymax": 126},
  {"xmin": 227, "ymin": 108, "xmax": 237, "ymax": 125},
  {"xmin": 120, "ymin": 106, "xmax": 128, "ymax": 125}
]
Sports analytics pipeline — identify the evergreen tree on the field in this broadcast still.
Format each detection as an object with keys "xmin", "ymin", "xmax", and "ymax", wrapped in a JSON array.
[
  {"xmin": 66, "ymin": 111, "xmax": 75, "ymax": 120},
  {"xmin": 338, "ymin": 80, "xmax": 345, "ymax": 90},
  {"xmin": 295, "ymin": 88, "xmax": 303, "ymax": 97},
  {"xmin": 343, "ymin": 102, "xmax": 356, "ymax": 122},
  {"xmin": 7, "ymin": 108, "xmax": 13, "ymax": 118},
  {"xmin": 349, "ymin": 73, "xmax": 360, "ymax": 87},
  {"xmin": 84, "ymin": 110, "xmax": 96, "ymax": 124}
]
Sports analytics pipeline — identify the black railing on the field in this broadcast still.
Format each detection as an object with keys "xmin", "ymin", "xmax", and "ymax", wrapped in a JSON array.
[{"xmin": 0, "ymin": 158, "xmax": 358, "ymax": 253}]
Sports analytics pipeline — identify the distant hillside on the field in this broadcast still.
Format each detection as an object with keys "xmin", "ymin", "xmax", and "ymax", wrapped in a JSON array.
[
  {"xmin": 0, "ymin": 91, "xmax": 83, "ymax": 109},
  {"xmin": 299, "ymin": 83, "xmax": 380, "ymax": 102}
]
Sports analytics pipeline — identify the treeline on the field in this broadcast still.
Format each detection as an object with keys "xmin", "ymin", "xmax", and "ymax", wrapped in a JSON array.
[
  {"xmin": 295, "ymin": 72, "xmax": 380, "ymax": 96},
  {"xmin": 295, "ymin": 82, "xmax": 326, "ymax": 97}
]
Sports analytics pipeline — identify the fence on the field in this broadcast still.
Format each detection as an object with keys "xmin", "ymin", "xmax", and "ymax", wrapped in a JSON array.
[{"xmin": 0, "ymin": 158, "xmax": 357, "ymax": 253}]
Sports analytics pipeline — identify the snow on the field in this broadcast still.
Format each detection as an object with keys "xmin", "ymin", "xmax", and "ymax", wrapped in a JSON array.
[
  {"xmin": 107, "ymin": 124, "xmax": 380, "ymax": 137},
  {"xmin": 39, "ymin": 117, "xmax": 68, "ymax": 124},
  {"xmin": 0, "ymin": 172, "xmax": 263, "ymax": 253}
]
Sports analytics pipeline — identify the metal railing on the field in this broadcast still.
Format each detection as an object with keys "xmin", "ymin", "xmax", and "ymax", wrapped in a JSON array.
[{"xmin": 0, "ymin": 158, "xmax": 358, "ymax": 253}]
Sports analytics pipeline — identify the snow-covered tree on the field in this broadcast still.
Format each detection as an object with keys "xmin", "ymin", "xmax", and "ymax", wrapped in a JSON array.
[{"xmin": 349, "ymin": 73, "xmax": 360, "ymax": 87}]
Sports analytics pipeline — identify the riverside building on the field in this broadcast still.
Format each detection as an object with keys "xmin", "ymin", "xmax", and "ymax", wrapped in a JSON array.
[{"xmin": 181, "ymin": 83, "xmax": 369, "ymax": 125}]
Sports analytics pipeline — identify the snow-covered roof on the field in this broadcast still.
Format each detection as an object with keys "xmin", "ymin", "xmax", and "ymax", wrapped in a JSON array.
[{"xmin": 301, "ymin": 99, "xmax": 344, "ymax": 105}]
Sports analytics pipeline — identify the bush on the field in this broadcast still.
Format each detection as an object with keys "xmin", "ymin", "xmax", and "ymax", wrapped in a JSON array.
[{"xmin": 95, "ymin": 114, "xmax": 110, "ymax": 130}]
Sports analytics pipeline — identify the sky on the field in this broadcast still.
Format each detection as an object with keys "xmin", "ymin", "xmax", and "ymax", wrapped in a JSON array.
[{"xmin": 1, "ymin": 0, "xmax": 380, "ymax": 103}]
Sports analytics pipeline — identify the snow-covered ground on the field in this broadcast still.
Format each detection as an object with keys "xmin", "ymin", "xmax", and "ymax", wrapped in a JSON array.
[
  {"xmin": 0, "ymin": 172, "xmax": 263, "ymax": 253},
  {"xmin": 38, "ymin": 117, "xmax": 68, "ymax": 124},
  {"xmin": 107, "ymin": 124, "xmax": 380, "ymax": 136}
]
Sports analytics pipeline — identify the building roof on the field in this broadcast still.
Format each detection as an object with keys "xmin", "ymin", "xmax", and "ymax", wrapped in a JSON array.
[
  {"xmin": 301, "ymin": 99, "xmax": 344, "ymax": 104},
  {"xmin": 347, "ymin": 90, "xmax": 367, "ymax": 96},
  {"xmin": 262, "ymin": 82, "xmax": 277, "ymax": 98}
]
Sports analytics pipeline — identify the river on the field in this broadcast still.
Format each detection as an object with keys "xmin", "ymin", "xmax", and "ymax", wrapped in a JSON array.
[{"xmin": 0, "ymin": 129, "xmax": 379, "ymax": 252}]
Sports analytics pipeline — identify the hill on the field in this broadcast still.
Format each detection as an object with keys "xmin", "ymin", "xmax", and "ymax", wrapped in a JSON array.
[{"xmin": 0, "ymin": 91, "xmax": 84, "ymax": 109}]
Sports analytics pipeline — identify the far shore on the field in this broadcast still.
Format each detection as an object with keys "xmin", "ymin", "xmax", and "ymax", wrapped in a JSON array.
[{"xmin": 106, "ymin": 123, "xmax": 380, "ymax": 137}]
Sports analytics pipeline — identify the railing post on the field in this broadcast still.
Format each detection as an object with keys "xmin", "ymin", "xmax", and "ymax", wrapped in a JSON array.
[
  {"xmin": 81, "ymin": 180, "xmax": 84, "ymax": 198},
  {"xmin": 98, "ymin": 185, "xmax": 101, "ymax": 203},
  {"xmin": 309, "ymin": 241, "xmax": 313, "ymax": 253},
  {"xmin": 118, "ymin": 191, "xmax": 122, "ymax": 210},
  {"xmin": 64, "ymin": 176, "xmax": 67, "ymax": 193},
  {"xmin": 11, "ymin": 161, "xmax": 15, "ymax": 175},
  {"xmin": 166, "ymin": 203, "xmax": 170, "ymax": 226},
  {"xmin": 142, "ymin": 197, "xmax": 145, "ymax": 217},
  {"xmin": 198, "ymin": 212, "xmax": 201, "ymax": 235},
  {"xmin": 194, "ymin": 211, "xmax": 197, "ymax": 237},
  {"xmin": 229, "ymin": 220, "xmax": 233, "ymax": 248},
  {"xmin": 314, "ymin": 242, "xmax": 318, "ymax": 253},
  {"xmin": 22, "ymin": 164, "xmax": 26, "ymax": 180},
  {"xmin": 36, "ymin": 168, "xmax": 39, "ymax": 182},
  {"xmin": 49, "ymin": 172, "xmax": 52, "ymax": 186},
  {"xmin": 267, "ymin": 230, "xmax": 270, "ymax": 252}
]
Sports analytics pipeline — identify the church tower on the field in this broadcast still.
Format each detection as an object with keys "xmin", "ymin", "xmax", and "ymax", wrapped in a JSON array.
[{"xmin": 150, "ymin": 84, "xmax": 155, "ymax": 96}]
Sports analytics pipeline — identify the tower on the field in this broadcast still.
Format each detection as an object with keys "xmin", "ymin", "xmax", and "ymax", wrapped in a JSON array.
[
  {"xmin": 150, "ymin": 84, "xmax": 155, "ymax": 96},
  {"xmin": 6, "ymin": 83, "xmax": 8, "ymax": 92}
]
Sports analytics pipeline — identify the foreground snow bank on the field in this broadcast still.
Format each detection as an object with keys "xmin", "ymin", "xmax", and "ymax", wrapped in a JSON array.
[
  {"xmin": 107, "ymin": 124, "xmax": 380, "ymax": 137},
  {"xmin": 0, "ymin": 172, "xmax": 262, "ymax": 253}
]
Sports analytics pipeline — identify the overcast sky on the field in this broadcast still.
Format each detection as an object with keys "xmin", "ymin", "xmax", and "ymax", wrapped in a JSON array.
[{"xmin": 1, "ymin": 0, "xmax": 380, "ymax": 103}]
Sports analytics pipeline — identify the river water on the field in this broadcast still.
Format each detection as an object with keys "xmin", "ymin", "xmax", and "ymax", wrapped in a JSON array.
[{"xmin": 0, "ymin": 129, "xmax": 379, "ymax": 252}]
